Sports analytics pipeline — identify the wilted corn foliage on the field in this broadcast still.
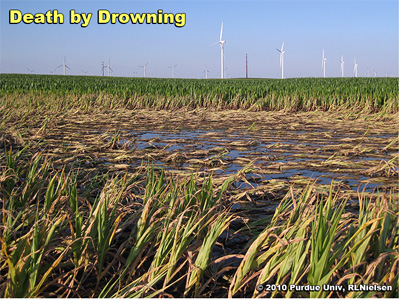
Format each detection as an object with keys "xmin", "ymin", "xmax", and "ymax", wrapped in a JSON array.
[
  {"xmin": 0, "ymin": 144, "xmax": 398, "ymax": 298},
  {"xmin": 228, "ymin": 185, "xmax": 398, "ymax": 298},
  {"xmin": 0, "ymin": 145, "xmax": 243, "ymax": 297}
]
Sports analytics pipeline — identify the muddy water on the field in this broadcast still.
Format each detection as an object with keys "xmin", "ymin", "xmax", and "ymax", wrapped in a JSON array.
[{"xmin": 111, "ymin": 126, "xmax": 397, "ymax": 193}]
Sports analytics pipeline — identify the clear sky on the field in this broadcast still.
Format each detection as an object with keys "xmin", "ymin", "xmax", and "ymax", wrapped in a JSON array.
[{"xmin": 0, "ymin": 0, "xmax": 398, "ymax": 78}]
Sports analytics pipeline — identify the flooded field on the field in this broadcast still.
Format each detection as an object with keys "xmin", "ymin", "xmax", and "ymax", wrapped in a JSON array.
[
  {"xmin": 1, "ymin": 75, "xmax": 398, "ymax": 298},
  {"xmin": 37, "ymin": 109, "xmax": 398, "ymax": 204}
]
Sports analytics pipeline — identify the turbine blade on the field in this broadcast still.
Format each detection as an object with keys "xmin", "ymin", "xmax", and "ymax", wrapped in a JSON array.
[
  {"xmin": 281, "ymin": 42, "xmax": 284, "ymax": 52},
  {"xmin": 220, "ymin": 22, "xmax": 223, "ymax": 41}
]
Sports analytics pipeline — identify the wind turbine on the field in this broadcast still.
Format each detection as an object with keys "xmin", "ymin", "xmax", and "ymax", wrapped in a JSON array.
[
  {"xmin": 82, "ymin": 70, "xmax": 88, "ymax": 75},
  {"xmin": 245, "ymin": 53, "xmax": 248, "ymax": 78},
  {"xmin": 276, "ymin": 42, "xmax": 285, "ymax": 79},
  {"xmin": 26, "ymin": 68, "xmax": 34, "ymax": 74},
  {"xmin": 203, "ymin": 65, "xmax": 209, "ymax": 79},
  {"xmin": 353, "ymin": 59, "xmax": 358, "ymax": 78},
  {"xmin": 101, "ymin": 61, "xmax": 105, "ymax": 76},
  {"xmin": 367, "ymin": 69, "xmax": 370, "ymax": 77},
  {"xmin": 212, "ymin": 22, "xmax": 226, "ymax": 79},
  {"xmin": 322, "ymin": 49, "xmax": 326, "ymax": 78},
  {"xmin": 57, "ymin": 56, "xmax": 70, "ymax": 75},
  {"xmin": 340, "ymin": 55, "xmax": 344, "ymax": 78},
  {"xmin": 168, "ymin": 64, "xmax": 177, "ymax": 78},
  {"xmin": 139, "ymin": 62, "xmax": 148, "ymax": 77},
  {"xmin": 106, "ymin": 59, "xmax": 113, "ymax": 76}
]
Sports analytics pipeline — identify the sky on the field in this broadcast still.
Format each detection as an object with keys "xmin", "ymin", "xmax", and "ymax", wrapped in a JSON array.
[{"xmin": 0, "ymin": 0, "xmax": 398, "ymax": 79}]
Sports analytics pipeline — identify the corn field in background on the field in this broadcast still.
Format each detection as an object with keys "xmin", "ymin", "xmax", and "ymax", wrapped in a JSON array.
[{"xmin": 0, "ymin": 74, "xmax": 398, "ymax": 113}]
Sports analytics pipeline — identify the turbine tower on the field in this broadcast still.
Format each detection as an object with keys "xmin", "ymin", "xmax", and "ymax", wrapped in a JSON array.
[
  {"xmin": 57, "ymin": 56, "xmax": 70, "ymax": 75},
  {"xmin": 106, "ymin": 59, "xmax": 113, "ymax": 76},
  {"xmin": 322, "ymin": 49, "xmax": 326, "ymax": 78},
  {"xmin": 212, "ymin": 22, "xmax": 226, "ymax": 79},
  {"xmin": 276, "ymin": 42, "xmax": 285, "ymax": 79},
  {"xmin": 353, "ymin": 59, "xmax": 358, "ymax": 78},
  {"xmin": 168, "ymin": 64, "xmax": 177, "ymax": 78},
  {"xmin": 101, "ymin": 61, "xmax": 105, "ymax": 76},
  {"xmin": 245, "ymin": 53, "xmax": 248, "ymax": 79},
  {"xmin": 139, "ymin": 62, "xmax": 148, "ymax": 77},
  {"xmin": 340, "ymin": 55, "xmax": 344, "ymax": 78},
  {"xmin": 203, "ymin": 65, "xmax": 209, "ymax": 79}
]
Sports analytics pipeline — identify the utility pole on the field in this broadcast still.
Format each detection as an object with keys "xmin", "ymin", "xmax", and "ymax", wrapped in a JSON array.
[{"xmin": 245, "ymin": 53, "xmax": 248, "ymax": 79}]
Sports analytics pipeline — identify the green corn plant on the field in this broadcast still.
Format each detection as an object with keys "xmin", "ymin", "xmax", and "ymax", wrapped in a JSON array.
[
  {"xmin": 67, "ymin": 177, "xmax": 87, "ymax": 269},
  {"xmin": 2, "ymin": 145, "xmax": 30, "ymax": 198},
  {"xmin": 164, "ymin": 208, "xmax": 203, "ymax": 285},
  {"xmin": 253, "ymin": 188, "xmax": 315, "ymax": 297},
  {"xmin": 4, "ymin": 206, "xmax": 65, "ymax": 298},
  {"xmin": 19, "ymin": 153, "xmax": 49, "ymax": 208},
  {"xmin": 1, "ymin": 75, "xmax": 397, "ymax": 112},
  {"xmin": 346, "ymin": 196, "xmax": 376, "ymax": 285},
  {"xmin": 186, "ymin": 211, "xmax": 233, "ymax": 297},
  {"xmin": 99, "ymin": 170, "xmax": 166, "ymax": 297},
  {"xmin": 307, "ymin": 186, "xmax": 346, "ymax": 297},
  {"xmin": 89, "ymin": 176, "xmax": 126, "ymax": 279}
]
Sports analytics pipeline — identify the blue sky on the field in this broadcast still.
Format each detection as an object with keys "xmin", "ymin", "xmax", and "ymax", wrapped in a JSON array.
[{"xmin": 0, "ymin": 0, "xmax": 398, "ymax": 78}]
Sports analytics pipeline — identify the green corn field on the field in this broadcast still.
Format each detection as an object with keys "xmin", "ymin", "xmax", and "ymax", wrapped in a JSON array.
[{"xmin": 0, "ymin": 74, "xmax": 398, "ymax": 112}]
